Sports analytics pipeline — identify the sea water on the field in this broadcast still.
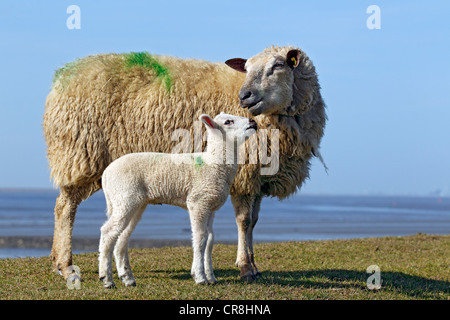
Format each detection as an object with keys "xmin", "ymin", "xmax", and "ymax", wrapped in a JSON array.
[{"xmin": 0, "ymin": 189, "xmax": 449, "ymax": 258}]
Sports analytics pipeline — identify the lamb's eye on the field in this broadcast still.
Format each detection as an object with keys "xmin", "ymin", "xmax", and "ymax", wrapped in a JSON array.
[{"xmin": 224, "ymin": 120, "xmax": 234, "ymax": 125}]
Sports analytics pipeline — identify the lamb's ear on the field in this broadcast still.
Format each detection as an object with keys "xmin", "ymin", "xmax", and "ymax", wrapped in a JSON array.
[
  {"xmin": 199, "ymin": 114, "xmax": 217, "ymax": 129},
  {"xmin": 286, "ymin": 49, "xmax": 300, "ymax": 69},
  {"xmin": 225, "ymin": 58, "xmax": 247, "ymax": 73}
]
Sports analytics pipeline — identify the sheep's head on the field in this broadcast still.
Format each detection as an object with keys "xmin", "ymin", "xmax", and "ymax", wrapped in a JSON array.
[
  {"xmin": 226, "ymin": 46, "xmax": 317, "ymax": 116},
  {"xmin": 199, "ymin": 113, "xmax": 257, "ymax": 147}
]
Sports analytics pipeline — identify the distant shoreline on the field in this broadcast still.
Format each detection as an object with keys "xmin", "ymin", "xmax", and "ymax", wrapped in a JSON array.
[
  {"xmin": 0, "ymin": 236, "xmax": 235, "ymax": 250},
  {"xmin": 1, "ymin": 188, "xmax": 449, "ymax": 198}
]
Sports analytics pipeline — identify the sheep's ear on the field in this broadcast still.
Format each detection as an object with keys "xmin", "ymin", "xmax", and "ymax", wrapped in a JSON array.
[
  {"xmin": 225, "ymin": 58, "xmax": 247, "ymax": 73},
  {"xmin": 199, "ymin": 114, "xmax": 217, "ymax": 129},
  {"xmin": 286, "ymin": 49, "xmax": 300, "ymax": 68}
]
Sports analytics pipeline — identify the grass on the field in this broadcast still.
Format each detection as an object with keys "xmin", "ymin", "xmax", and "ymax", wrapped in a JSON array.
[{"xmin": 0, "ymin": 234, "xmax": 448, "ymax": 300}]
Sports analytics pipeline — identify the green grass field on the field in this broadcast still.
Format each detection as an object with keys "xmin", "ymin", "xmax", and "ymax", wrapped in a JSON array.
[{"xmin": 0, "ymin": 234, "xmax": 448, "ymax": 300}]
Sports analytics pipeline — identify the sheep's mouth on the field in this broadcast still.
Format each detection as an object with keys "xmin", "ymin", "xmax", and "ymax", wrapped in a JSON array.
[
  {"xmin": 247, "ymin": 101, "xmax": 265, "ymax": 116},
  {"xmin": 246, "ymin": 123, "xmax": 258, "ymax": 131}
]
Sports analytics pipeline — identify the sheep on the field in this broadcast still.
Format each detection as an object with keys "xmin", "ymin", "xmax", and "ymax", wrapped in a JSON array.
[
  {"xmin": 98, "ymin": 113, "xmax": 258, "ymax": 287},
  {"xmin": 43, "ymin": 45, "xmax": 326, "ymax": 281}
]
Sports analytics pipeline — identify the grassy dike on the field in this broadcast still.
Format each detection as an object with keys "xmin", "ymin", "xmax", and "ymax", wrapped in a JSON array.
[{"xmin": 0, "ymin": 234, "xmax": 448, "ymax": 300}]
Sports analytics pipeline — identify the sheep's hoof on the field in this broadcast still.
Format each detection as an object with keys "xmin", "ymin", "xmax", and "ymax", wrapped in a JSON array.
[
  {"xmin": 240, "ymin": 273, "xmax": 256, "ymax": 282},
  {"xmin": 59, "ymin": 266, "xmax": 79, "ymax": 280},
  {"xmin": 239, "ymin": 264, "xmax": 257, "ymax": 281}
]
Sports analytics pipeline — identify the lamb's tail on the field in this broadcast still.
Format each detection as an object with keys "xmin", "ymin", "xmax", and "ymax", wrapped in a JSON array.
[{"xmin": 101, "ymin": 174, "xmax": 112, "ymax": 217}]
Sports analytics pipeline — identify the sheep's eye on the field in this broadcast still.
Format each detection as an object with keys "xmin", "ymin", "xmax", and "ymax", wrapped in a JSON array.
[
  {"xmin": 273, "ymin": 62, "xmax": 285, "ymax": 70},
  {"xmin": 224, "ymin": 120, "xmax": 234, "ymax": 125}
]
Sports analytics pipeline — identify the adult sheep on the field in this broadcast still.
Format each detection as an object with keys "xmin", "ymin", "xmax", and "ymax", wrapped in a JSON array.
[{"xmin": 43, "ymin": 45, "xmax": 327, "ymax": 281}]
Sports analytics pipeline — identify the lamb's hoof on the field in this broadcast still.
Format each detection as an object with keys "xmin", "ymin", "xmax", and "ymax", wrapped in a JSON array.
[
  {"xmin": 207, "ymin": 277, "xmax": 218, "ymax": 285},
  {"xmin": 120, "ymin": 276, "xmax": 136, "ymax": 287},
  {"xmin": 191, "ymin": 270, "xmax": 209, "ymax": 285},
  {"xmin": 103, "ymin": 281, "xmax": 116, "ymax": 289},
  {"xmin": 100, "ymin": 276, "xmax": 116, "ymax": 289},
  {"xmin": 125, "ymin": 280, "xmax": 136, "ymax": 287},
  {"xmin": 193, "ymin": 275, "xmax": 210, "ymax": 285}
]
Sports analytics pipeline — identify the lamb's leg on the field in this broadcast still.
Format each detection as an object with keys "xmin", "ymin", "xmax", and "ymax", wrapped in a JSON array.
[
  {"xmin": 231, "ymin": 194, "xmax": 257, "ymax": 281},
  {"xmin": 204, "ymin": 212, "xmax": 217, "ymax": 284},
  {"xmin": 114, "ymin": 204, "xmax": 146, "ymax": 287},
  {"xmin": 188, "ymin": 209, "xmax": 209, "ymax": 284},
  {"xmin": 247, "ymin": 196, "xmax": 262, "ymax": 277},
  {"xmin": 50, "ymin": 184, "xmax": 99, "ymax": 279},
  {"xmin": 99, "ymin": 204, "xmax": 135, "ymax": 289}
]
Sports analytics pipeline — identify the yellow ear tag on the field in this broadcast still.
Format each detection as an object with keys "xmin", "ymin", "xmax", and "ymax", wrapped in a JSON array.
[{"xmin": 291, "ymin": 57, "xmax": 297, "ymax": 66}]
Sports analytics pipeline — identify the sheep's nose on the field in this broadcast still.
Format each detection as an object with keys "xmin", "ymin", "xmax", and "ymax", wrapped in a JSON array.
[
  {"xmin": 249, "ymin": 119, "xmax": 257, "ymax": 130},
  {"xmin": 239, "ymin": 90, "xmax": 253, "ymax": 101},
  {"xmin": 239, "ymin": 88, "xmax": 261, "ymax": 108}
]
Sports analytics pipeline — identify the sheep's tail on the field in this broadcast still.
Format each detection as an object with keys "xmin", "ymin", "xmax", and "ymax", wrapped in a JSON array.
[
  {"xmin": 313, "ymin": 148, "xmax": 328, "ymax": 175},
  {"xmin": 317, "ymin": 151, "xmax": 328, "ymax": 174}
]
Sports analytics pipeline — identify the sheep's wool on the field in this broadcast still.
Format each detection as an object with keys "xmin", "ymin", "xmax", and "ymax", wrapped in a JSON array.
[{"xmin": 44, "ymin": 46, "xmax": 326, "ymax": 200}]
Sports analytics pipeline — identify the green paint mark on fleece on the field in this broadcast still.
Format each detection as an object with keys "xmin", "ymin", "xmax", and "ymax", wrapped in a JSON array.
[
  {"xmin": 124, "ymin": 52, "xmax": 173, "ymax": 92},
  {"xmin": 194, "ymin": 156, "xmax": 204, "ymax": 168},
  {"xmin": 52, "ymin": 59, "xmax": 83, "ymax": 90}
]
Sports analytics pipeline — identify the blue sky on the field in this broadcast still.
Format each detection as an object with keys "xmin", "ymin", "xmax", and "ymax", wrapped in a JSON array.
[{"xmin": 0, "ymin": 0, "xmax": 449, "ymax": 196}]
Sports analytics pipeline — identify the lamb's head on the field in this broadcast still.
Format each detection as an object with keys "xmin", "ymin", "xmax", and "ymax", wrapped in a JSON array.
[
  {"xmin": 226, "ymin": 46, "xmax": 318, "ymax": 116},
  {"xmin": 199, "ymin": 113, "xmax": 257, "ymax": 147}
]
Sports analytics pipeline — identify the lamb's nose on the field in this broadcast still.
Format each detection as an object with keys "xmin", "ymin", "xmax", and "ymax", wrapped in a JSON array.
[{"xmin": 249, "ymin": 119, "xmax": 257, "ymax": 130}]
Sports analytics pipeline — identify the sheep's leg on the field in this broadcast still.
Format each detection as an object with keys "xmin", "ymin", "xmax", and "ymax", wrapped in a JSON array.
[
  {"xmin": 98, "ymin": 204, "xmax": 135, "ymax": 289},
  {"xmin": 247, "ymin": 196, "xmax": 262, "ymax": 277},
  {"xmin": 188, "ymin": 209, "xmax": 209, "ymax": 284},
  {"xmin": 204, "ymin": 212, "xmax": 217, "ymax": 284},
  {"xmin": 114, "ymin": 204, "xmax": 146, "ymax": 287},
  {"xmin": 231, "ymin": 194, "xmax": 257, "ymax": 281},
  {"xmin": 50, "ymin": 184, "xmax": 99, "ymax": 279}
]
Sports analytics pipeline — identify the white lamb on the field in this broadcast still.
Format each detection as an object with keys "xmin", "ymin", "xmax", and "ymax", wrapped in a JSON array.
[{"xmin": 98, "ymin": 112, "xmax": 258, "ymax": 287}]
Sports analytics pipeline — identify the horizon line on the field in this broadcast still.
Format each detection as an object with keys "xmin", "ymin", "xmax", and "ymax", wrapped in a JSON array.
[{"xmin": 0, "ymin": 187, "xmax": 448, "ymax": 199}]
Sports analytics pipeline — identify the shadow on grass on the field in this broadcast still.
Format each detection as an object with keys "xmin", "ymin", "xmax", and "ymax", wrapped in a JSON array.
[{"xmin": 166, "ymin": 268, "xmax": 449, "ymax": 299}]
